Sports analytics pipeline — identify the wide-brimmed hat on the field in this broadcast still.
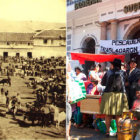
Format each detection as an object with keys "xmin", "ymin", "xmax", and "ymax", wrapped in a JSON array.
[
  {"xmin": 110, "ymin": 58, "xmax": 121, "ymax": 68},
  {"xmin": 129, "ymin": 57, "xmax": 137, "ymax": 64}
]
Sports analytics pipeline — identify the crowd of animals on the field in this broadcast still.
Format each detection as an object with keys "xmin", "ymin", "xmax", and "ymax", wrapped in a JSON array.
[{"xmin": 0, "ymin": 56, "xmax": 66, "ymax": 128}]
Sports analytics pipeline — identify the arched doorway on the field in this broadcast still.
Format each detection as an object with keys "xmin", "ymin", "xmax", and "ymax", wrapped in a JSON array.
[
  {"xmin": 81, "ymin": 37, "xmax": 96, "ymax": 76},
  {"xmin": 124, "ymin": 22, "xmax": 140, "ymax": 68}
]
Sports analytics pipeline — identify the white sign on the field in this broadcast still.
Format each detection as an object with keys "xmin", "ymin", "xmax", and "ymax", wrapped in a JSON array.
[{"xmin": 100, "ymin": 39, "xmax": 140, "ymax": 54}]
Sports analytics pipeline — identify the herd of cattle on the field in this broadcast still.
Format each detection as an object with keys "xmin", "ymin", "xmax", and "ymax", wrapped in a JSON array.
[{"xmin": 0, "ymin": 56, "xmax": 66, "ymax": 129}]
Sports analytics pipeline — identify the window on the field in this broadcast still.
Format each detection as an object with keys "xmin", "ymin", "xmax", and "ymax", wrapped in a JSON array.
[
  {"xmin": 101, "ymin": 13, "xmax": 106, "ymax": 16},
  {"xmin": 7, "ymin": 42, "xmax": 10, "ymax": 45},
  {"xmin": 67, "ymin": 40, "xmax": 71, "ymax": 45},
  {"xmin": 28, "ymin": 43, "xmax": 30, "ymax": 46},
  {"xmin": 67, "ymin": 46, "xmax": 71, "ymax": 51},
  {"xmin": 44, "ymin": 39, "xmax": 47, "ymax": 44},
  {"xmin": 67, "ymin": 34, "xmax": 71, "ymax": 40},
  {"xmin": 67, "ymin": 34, "xmax": 72, "ymax": 51},
  {"xmin": 108, "ymin": 11, "xmax": 113, "ymax": 14}
]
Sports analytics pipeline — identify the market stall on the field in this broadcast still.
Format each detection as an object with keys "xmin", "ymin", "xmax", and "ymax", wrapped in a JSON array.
[
  {"xmin": 80, "ymin": 94, "xmax": 101, "ymax": 114},
  {"xmin": 70, "ymin": 52, "xmax": 125, "ymax": 114},
  {"xmin": 71, "ymin": 52, "xmax": 125, "ymax": 64}
]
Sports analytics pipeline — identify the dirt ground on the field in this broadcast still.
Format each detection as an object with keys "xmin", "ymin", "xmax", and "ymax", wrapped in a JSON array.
[{"xmin": 0, "ymin": 76, "xmax": 65, "ymax": 140}]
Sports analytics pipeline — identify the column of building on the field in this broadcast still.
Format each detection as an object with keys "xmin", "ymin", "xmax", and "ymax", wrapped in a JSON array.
[
  {"xmin": 100, "ymin": 20, "xmax": 118, "ymax": 70},
  {"xmin": 100, "ymin": 22, "xmax": 107, "ymax": 56},
  {"xmin": 100, "ymin": 19, "xmax": 118, "ymax": 40},
  {"xmin": 100, "ymin": 22, "xmax": 107, "ymax": 40},
  {"xmin": 110, "ymin": 19, "xmax": 118, "ymax": 40}
]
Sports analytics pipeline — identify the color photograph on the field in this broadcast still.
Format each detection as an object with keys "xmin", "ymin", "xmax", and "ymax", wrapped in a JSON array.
[{"xmin": 66, "ymin": 0, "xmax": 140, "ymax": 140}]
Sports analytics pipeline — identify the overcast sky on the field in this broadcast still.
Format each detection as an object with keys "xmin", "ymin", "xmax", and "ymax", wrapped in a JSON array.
[{"xmin": 0, "ymin": 0, "xmax": 66, "ymax": 23}]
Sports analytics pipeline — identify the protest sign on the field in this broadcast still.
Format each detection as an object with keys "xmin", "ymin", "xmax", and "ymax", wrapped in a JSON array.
[{"xmin": 100, "ymin": 39, "xmax": 140, "ymax": 54}]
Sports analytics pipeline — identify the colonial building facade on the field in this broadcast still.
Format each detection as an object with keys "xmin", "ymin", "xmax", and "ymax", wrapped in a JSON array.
[
  {"xmin": 33, "ymin": 29, "xmax": 66, "ymax": 47},
  {"xmin": 67, "ymin": 0, "xmax": 140, "ymax": 68},
  {"xmin": 0, "ymin": 28, "xmax": 66, "ymax": 58}
]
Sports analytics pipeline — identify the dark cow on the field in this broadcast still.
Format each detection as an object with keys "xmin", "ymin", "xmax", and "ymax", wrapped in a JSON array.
[
  {"xmin": 24, "ymin": 107, "xmax": 42, "ymax": 125},
  {"xmin": 0, "ymin": 78, "xmax": 11, "ymax": 86},
  {"xmin": 24, "ymin": 104, "xmax": 52, "ymax": 127}
]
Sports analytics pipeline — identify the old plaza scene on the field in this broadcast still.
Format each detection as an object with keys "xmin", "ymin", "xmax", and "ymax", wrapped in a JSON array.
[{"xmin": 0, "ymin": 16, "xmax": 66, "ymax": 140}]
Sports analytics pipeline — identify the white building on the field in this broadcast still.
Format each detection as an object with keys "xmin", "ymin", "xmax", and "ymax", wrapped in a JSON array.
[
  {"xmin": 0, "ymin": 28, "xmax": 66, "ymax": 58},
  {"xmin": 33, "ymin": 29, "xmax": 66, "ymax": 47},
  {"xmin": 67, "ymin": 0, "xmax": 140, "ymax": 71}
]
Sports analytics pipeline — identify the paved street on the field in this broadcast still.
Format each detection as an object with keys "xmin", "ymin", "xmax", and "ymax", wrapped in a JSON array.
[{"xmin": 70, "ymin": 126, "xmax": 117, "ymax": 140}]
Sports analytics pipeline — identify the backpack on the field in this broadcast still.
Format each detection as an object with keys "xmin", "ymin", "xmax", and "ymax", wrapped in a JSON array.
[{"xmin": 110, "ymin": 71, "xmax": 125, "ymax": 93}]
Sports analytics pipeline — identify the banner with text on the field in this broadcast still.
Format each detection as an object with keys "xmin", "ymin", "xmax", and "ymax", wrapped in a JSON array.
[{"xmin": 100, "ymin": 39, "xmax": 140, "ymax": 54}]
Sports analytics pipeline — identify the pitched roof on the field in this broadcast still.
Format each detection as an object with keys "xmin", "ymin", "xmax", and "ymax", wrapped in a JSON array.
[
  {"xmin": 34, "ymin": 29, "xmax": 66, "ymax": 39},
  {"xmin": 0, "ymin": 32, "xmax": 35, "ymax": 42}
]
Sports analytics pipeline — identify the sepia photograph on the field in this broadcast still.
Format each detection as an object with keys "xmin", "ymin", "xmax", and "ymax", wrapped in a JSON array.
[{"xmin": 0, "ymin": 0, "xmax": 66, "ymax": 139}]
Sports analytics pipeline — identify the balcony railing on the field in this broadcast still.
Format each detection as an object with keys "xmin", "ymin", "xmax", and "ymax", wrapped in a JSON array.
[{"xmin": 67, "ymin": 0, "xmax": 85, "ymax": 6}]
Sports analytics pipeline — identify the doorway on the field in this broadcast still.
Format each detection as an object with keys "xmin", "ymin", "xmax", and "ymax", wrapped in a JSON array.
[
  {"xmin": 16, "ymin": 53, "xmax": 20, "ymax": 58},
  {"xmin": 3, "ymin": 52, "xmax": 8, "ymax": 58},
  {"xmin": 27, "ymin": 52, "xmax": 32, "ymax": 58},
  {"xmin": 82, "ymin": 37, "xmax": 96, "ymax": 76}
]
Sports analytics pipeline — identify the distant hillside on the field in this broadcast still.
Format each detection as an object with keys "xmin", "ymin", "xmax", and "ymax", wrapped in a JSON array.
[{"xmin": 0, "ymin": 19, "xmax": 65, "ymax": 33}]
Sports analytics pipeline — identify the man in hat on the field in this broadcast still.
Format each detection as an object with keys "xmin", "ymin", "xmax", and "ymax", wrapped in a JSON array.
[{"xmin": 126, "ymin": 57, "xmax": 140, "ymax": 109}]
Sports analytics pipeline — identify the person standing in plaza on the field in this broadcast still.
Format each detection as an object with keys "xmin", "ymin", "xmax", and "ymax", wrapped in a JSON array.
[
  {"xmin": 126, "ymin": 57, "xmax": 140, "ymax": 109},
  {"xmin": 75, "ymin": 67, "xmax": 87, "ymax": 81},
  {"xmin": 73, "ymin": 67, "xmax": 87, "ymax": 128},
  {"xmin": 8, "ymin": 76, "xmax": 11, "ymax": 86},
  {"xmin": 100, "ymin": 59, "xmax": 129, "ymax": 137},
  {"xmin": 101, "ymin": 62, "xmax": 114, "ymax": 86},
  {"xmin": 1, "ymin": 88, "xmax": 4, "ymax": 95},
  {"xmin": 88, "ymin": 64, "xmax": 101, "ymax": 82},
  {"xmin": 16, "ymin": 93, "xmax": 21, "ymax": 110},
  {"xmin": 5, "ymin": 90, "xmax": 9, "ymax": 108}
]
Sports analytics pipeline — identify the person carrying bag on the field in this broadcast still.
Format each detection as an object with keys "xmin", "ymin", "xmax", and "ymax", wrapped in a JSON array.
[{"xmin": 100, "ymin": 59, "xmax": 129, "ymax": 137}]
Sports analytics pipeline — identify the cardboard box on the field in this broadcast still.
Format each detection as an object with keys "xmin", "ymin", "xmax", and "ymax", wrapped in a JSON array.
[{"xmin": 80, "ymin": 95, "xmax": 101, "ymax": 114}]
